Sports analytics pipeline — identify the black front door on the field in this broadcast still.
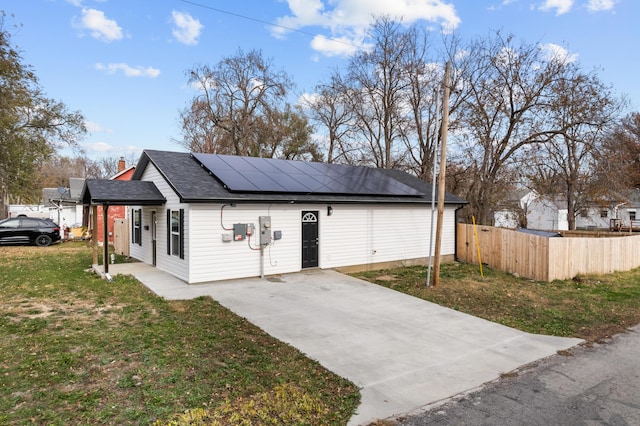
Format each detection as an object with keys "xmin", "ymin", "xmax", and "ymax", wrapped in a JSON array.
[{"xmin": 301, "ymin": 211, "xmax": 319, "ymax": 268}]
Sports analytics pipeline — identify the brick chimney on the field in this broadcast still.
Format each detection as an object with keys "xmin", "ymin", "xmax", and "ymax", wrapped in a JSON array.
[{"xmin": 117, "ymin": 157, "xmax": 126, "ymax": 172}]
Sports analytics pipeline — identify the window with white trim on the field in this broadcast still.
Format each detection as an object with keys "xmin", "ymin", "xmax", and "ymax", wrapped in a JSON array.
[
  {"xmin": 171, "ymin": 210, "xmax": 180, "ymax": 256},
  {"xmin": 166, "ymin": 209, "xmax": 184, "ymax": 259},
  {"xmin": 132, "ymin": 208, "xmax": 142, "ymax": 245}
]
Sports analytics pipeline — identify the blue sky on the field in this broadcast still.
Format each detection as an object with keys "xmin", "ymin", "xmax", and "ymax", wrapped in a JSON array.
[{"xmin": 4, "ymin": 0, "xmax": 637, "ymax": 161}]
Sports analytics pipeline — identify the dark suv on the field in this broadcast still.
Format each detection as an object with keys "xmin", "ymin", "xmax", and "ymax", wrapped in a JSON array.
[{"xmin": 0, "ymin": 217, "xmax": 61, "ymax": 247}]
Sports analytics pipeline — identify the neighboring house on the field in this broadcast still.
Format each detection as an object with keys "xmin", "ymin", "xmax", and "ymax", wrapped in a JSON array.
[
  {"xmin": 43, "ymin": 177, "xmax": 85, "ymax": 227},
  {"xmin": 495, "ymin": 189, "xmax": 640, "ymax": 231},
  {"xmin": 525, "ymin": 192, "xmax": 569, "ymax": 231},
  {"xmin": 95, "ymin": 158, "xmax": 135, "ymax": 244},
  {"xmin": 494, "ymin": 191, "xmax": 574, "ymax": 231},
  {"xmin": 493, "ymin": 189, "xmax": 529, "ymax": 229},
  {"xmin": 580, "ymin": 188, "xmax": 640, "ymax": 231},
  {"xmin": 82, "ymin": 150, "xmax": 467, "ymax": 284}
]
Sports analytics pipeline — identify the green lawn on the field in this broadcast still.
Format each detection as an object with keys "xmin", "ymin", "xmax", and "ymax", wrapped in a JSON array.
[
  {"xmin": 353, "ymin": 262, "xmax": 640, "ymax": 342},
  {"xmin": 5, "ymin": 243, "xmax": 638, "ymax": 425},
  {"xmin": 0, "ymin": 243, "xmax": 359, "ymax": 425}
]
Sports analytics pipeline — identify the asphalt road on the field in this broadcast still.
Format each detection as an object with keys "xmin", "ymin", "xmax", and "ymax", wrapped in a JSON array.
[{"xmin": 396, "ymin": 324, "xmax": 640, "ymax": 426}]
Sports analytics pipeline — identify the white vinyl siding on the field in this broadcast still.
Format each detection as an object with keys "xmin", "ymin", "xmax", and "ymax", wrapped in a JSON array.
[
  {"xmin": 189, "ymin": 204, "xmax": 301, "ymax": 283},
  {"xmin": 320, "ymin": 204, "xmax": 456, "ymax": 269},
  {"xmin": 186, "ymin": 203, "xmax": 458, "ymax": 284},
  {"xmin": 129, "ymin": 163, "xmax": 189, "ymax": 282}
]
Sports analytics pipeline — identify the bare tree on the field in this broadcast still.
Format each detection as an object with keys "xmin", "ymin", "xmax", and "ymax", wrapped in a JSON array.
[
  {"xmin": 33, "ymin": 153, "xmax": 139, "ymax": 194},
  {"xmin": 599, "ymin": 112, "xmax": 640, "ymax": 190},
  {"xmin": 261, "ymin": 104, "xmax": 322, "ymax": 161},
  {"xmin": 452, "ymin": 32, "xmax": 571, "ymax": 225},
  {"xmin": 342, "ymin": 16, "xmax": 413, "ymax": 168},
  {"xmin": 177, "ymin": 48, "xmax": 317, "ymax": 159},
  {"xmin": 399, "ymin": 25, "xmax": 440, "ymax": 180},
  {"xmin": 524, "ymin": 67, "xmax": 625, "ymax": 229},
  {"xmin": 303, "ymin": 74, "xmax": 357, "ymax": 164},
  {"xmin": 307, "ymin": 20, "xmax": 467, "ymax": 184}
]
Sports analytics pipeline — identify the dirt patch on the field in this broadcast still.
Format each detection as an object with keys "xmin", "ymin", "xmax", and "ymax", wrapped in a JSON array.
[
  {"xmin": 375, "ymin": 275, "xmax": 396, "ymax": 282},
  {"xmin": 1, "ymin": 299, "xmax": 127, "ymax": 324},
  {"xmin": 576, "ymin": 323, "xmax": 631, "ymax": 343}
]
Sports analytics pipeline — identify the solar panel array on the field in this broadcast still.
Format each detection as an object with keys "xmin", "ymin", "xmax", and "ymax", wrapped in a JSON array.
[{"xmin": 191, "ymin": 152, "xmax": 425, "ymax": 197}]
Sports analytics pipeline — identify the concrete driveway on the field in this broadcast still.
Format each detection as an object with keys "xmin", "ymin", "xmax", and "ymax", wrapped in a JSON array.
[{"xmin": 105, "ymin": 264, "xmax": 583, "ymax": 425}]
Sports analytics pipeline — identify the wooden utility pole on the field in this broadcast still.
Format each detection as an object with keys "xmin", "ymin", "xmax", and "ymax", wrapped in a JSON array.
[{"xmin": 432, "ymin": 61, "xmax": 451, "ymax": 286}]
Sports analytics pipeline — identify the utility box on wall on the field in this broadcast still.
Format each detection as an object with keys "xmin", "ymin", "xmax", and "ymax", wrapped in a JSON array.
[
  {"xmin": 233, "ymin": 223, "xmax": 247, "ymax": 241},
  {"xmin": 259, "ymin": 216, "xmax": 271, "ymax": 245}
]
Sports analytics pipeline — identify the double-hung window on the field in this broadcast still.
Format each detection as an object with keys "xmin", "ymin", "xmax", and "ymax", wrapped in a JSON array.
[
  {"xmin": 166, "ymin": 209, "xmax": 184, "ymax": 259},
  {"xmin": 132, "ymin": 209, "xmax": 142, "ymax": 245}
]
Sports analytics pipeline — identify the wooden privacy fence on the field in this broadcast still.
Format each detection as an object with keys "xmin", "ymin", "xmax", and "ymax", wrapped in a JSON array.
[
  {"xmin": 457, "ymin": 223, "xmax": 640, "ymax": 282},
  {"xmin": 113, "ymin": 219, "xmax": 130, "ymax": 256}
]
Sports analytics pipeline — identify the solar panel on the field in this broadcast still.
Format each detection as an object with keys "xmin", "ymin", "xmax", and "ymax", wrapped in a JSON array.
[{"xmin": 191, "ymin": 152, "xmax": 424, "ymax": 196}]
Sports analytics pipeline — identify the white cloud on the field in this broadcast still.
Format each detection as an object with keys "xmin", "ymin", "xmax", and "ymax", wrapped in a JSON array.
[
  {"xmin": 81, "ymin": 141, "xmax": 113, "ymax": 153},
  {"xmin": 310, "ymin": 35, "xmax": 362, "ymax": 57},
  {"xmin": 540, "ymin": 43, "xmax": 578, "ymax": 64},
  {"xmin": 587, "ymin": 0, "xmax": 615, "ymax": 12},
  {"xmin": 95, "ymin": 63, "xmax": 161, "ymax": 78},
  {"xmin": 74, "ymin": 8, "xmax": 123, "ymax": 42},
  {"xmin": 274, "ymin": 0, "xmax": 461, "ymax": 57},
  {"xmin": 488, "ymin": 0, "xmax": 516, "ymax": 11},
  {"xmin": 171, "ymin": 11, "xmax": 203, "ymax": 45},
  {"xmin": 538, "ymin": 0, "xmax": 574, "ymax": 15},
  {"xmin": 85, "ymin": 120, "xmax": 112, "ymax": 133},
  {"xmin": 298, "ymin": 92, "xmax": 320, "ymax": 106}
]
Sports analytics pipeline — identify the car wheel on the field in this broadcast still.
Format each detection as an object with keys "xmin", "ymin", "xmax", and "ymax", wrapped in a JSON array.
[{"xmin": 35, "ymin": 235, "xmax": 52, "ymax": 247}]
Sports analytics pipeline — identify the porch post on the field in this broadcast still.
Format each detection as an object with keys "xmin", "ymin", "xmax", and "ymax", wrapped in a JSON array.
[
  {"xmin": 103, "ymin": 203, "xmax": 109, "ymax": 274},
  {"xmin": 91, "ymin": 205, "xmax": 98, "ymax": 265}
]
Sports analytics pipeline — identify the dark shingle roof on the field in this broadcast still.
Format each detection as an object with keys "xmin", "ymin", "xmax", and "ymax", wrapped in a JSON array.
[
  {"xmin": 81, "ymin": 179, "xmax": 166, "ymax": 205},
  {"xmin": 378, "ymin": 168, "xmax": 466, "ymax": 204},
  {"xmin": 131, "ymin": 150, "xmax": 467, "ymax": 205}
]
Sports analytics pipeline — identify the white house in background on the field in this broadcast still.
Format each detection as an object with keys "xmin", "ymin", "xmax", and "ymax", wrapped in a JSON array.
[
  {"xmin": 82, "ymin": 150, "xmax": 467, "ymax": 284},
  {"xmin": 525, "ymin": 192, "xmax": 570, "ymax": 231},
  {"xmin": 493, "ymin": 189, "xmax": 530, "ymax": 229},
  {"xmin": 9, "ymin": 178, "xmax": 86, "ymax": 224},
  {"xmin": 495, "ymin": 189, "xmax": 640, "ymax": 231},
  {"xmin": 43, "ymin": 177, "xmax": 86, "ymax": 226}
]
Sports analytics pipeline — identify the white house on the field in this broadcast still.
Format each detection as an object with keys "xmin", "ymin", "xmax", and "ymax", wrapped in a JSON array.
[
  {"xmin": 495, "ymin": 189, "xmax": 640, "ymax": 231},
  {"xmin": 82, "ymin": 150, "xmax": 466, "ymax": 284},
  {"xmin": 43, "ymin": 177, "xmax": 86, "ymax": 227},
  {"xmin": 525, "ymin": 192, "xmax": 569, "ymax": 231}
]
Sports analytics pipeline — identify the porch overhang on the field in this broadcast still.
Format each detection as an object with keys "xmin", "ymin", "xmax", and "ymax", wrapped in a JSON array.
[
  {"xmin": 80, "ymin": 179, "xmax": 166, "ymax": 278},
  {"xmin": 81, "ymin": 179, "xmax": 166, "ymax": 206}
]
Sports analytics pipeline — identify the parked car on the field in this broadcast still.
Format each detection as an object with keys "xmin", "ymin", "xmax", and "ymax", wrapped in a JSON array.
[{"xmin": 0, "ymin": 217, "xmax": 61, "ymax": 247}]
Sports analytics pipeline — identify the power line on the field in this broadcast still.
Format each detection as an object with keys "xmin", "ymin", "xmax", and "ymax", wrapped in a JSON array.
[{"xmin": 179, "ymin": 0, "xmax": 361, "ymax": 50}]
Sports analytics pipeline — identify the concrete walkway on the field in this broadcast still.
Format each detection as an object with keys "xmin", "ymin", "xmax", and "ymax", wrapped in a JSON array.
[{"xmin": 100, "ymin": 263, "xmax": 583, "ymax": 425}]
